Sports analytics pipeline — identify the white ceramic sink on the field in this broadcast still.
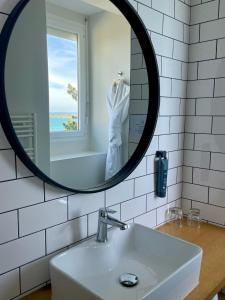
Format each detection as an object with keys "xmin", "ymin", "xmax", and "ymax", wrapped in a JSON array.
[{"xmin": 50, "ymin": 224, "xmax": 202, "ymax": 300}]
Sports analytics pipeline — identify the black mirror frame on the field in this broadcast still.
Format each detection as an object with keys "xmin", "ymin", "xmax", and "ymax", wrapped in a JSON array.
[{"xmin": 0, "ymin": 0, "xmax": 160, "ymax": 194}]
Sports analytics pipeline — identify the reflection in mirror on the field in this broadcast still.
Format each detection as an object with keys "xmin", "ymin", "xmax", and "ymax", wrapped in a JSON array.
[{"xmin": 5, "ymin": 0, "xmax": 149, "ymax": 190}]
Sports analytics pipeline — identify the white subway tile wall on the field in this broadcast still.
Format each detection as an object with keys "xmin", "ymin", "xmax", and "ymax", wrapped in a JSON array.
[
  {"xmin": 183, "ymin": 0, "xmax": 225, "ymax": 226},
  {"xmin": 0, "ymin": 269, "xmax": 20, "ymax": 300},
  {"xmin": 0, "ymin": 0, "xmax": 189, "ymax": 299}
]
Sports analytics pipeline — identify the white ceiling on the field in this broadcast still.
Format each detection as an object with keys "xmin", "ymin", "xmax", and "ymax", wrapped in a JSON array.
[
  {"xmin": 82, "ymin": 0, "xmax": 120, "ymax": 15},
  {"xmin": 46, "ymin": 0, "xmax": 120, "ymax": 16}
]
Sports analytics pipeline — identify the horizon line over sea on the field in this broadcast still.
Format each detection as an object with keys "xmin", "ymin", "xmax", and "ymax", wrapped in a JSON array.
[{"xmin": 49, "ymin": 112, "xmax": 78, "ymax": 118}]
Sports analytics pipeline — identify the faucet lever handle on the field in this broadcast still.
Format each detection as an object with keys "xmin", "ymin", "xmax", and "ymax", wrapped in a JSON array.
[
  {"xmin": 99, "ymin": 207, "xmax": 116, "ymax": 217},
  {"xmin": 106, "ymin": 208, "xmax": 117, "ymax": 214}
]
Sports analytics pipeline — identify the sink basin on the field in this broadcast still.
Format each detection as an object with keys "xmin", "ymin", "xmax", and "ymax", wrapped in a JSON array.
[{"xmin": 50, "ymin": 224, "xmax": 202, "ymax": 300}]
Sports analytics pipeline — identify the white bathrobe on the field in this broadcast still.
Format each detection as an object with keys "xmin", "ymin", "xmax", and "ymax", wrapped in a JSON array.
[{"xmin": 105, "ymin": 80, "xmax": 130, "ymax": 180}]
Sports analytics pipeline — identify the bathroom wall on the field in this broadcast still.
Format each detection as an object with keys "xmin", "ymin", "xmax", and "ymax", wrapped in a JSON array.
[
  {"xmin": 128, "ymin": 36, "xmax": 148, "ymax": 158},
  {"xmin": 0, "ymin": 0, "xmax": 189, "ymax": 299},
  {"xmin": 5, "ymin": 0, "xmax": 50, "ymax": 175},
  {"xmin": 88, "ymin": 11, "xmax": 131, "ymax": 154},
  {"xmin": 182, "ymin": 0, "xmax": 225, "ymax": 226}
]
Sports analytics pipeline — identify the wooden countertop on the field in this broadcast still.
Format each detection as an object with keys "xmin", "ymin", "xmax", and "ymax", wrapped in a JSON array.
[
  {"xmin": 21, "ymin": 220, "xmax": 225, "ymax": 300},
  {"xmin": 21, "ymin": 286, "xmax": 51, "ymax": 300},
  {"xmin": 158, "ymin": 220, "xmax": 225, "ymax": 300}
]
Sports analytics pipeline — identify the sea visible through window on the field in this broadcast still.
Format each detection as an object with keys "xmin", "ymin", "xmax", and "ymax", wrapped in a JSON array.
[{"xmin": 47, "ymin": 31, "xmax": 79, "ymax": 133}]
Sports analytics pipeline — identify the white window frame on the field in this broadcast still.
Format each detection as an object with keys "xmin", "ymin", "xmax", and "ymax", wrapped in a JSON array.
[{"xmin": 47, "ymin": 13, "xmax": 88, "ymax": 140}]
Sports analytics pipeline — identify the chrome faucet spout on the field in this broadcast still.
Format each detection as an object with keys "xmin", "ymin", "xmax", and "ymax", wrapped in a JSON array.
[
  {"xmin": 104, "ymin": 215, "xmax": 128, "ymax": 230},
  {"xmin": 96, "ymin": 208, "xmax": 128, "ymax": 243}
]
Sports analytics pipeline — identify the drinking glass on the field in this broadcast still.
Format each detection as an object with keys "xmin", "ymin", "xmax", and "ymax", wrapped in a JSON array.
[
  {"xmin": 187, "ymin": 208, "xmax": 201, "ymax": 228},
  {"xmin": 168, "ymin": 207, "xmax": 183, "ymax": 227}
]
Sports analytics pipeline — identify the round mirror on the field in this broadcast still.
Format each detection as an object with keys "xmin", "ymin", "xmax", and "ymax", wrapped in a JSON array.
[{"xmin": 0, "ymin": 0, "xmax": 159, "ymax": 193}]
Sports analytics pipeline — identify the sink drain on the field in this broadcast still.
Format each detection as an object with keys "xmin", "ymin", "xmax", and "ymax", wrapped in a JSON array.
[{"xmin": 119, "ymin": 273, "xmax": 139, "ymax": 287}]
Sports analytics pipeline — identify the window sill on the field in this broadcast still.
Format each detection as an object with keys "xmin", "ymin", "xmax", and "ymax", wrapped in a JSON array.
[{"xmin": 50, "ymin": 151, "xmax": 106, "ymax": 162}]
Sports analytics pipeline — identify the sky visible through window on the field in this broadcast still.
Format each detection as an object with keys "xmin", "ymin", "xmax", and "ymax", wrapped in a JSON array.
[{"xmin": 47, "ymin": 33, "xmax": 78, "ymax": 132}]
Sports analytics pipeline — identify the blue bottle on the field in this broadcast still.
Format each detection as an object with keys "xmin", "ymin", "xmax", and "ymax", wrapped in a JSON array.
[{"xmin": 155, "ymin": 151, "xmax": 168, "ymax": 198}]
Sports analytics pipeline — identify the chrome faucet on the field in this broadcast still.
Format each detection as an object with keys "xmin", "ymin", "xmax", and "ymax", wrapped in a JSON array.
[{"xmin": 96, "ymin": 208, "xmax": 128, "ymax": 243}]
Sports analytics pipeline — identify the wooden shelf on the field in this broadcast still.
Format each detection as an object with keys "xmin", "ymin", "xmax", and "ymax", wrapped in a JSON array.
[
  {"xmin": 21, "ymin": 286, "xmax": 51, "ymax": 300},
  {"xmin": 158, "ymin": 220, "xmax": 225, "ymax": 300}
]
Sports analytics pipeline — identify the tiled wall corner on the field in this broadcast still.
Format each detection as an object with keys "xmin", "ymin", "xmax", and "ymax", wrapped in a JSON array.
[
  {"xmin": 0, "ymin": 1, "xmax": 190, "ymax": 299},
  {"xmin": 183, "ymin": 0, "xmax": 225, "ymax": 226}
]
